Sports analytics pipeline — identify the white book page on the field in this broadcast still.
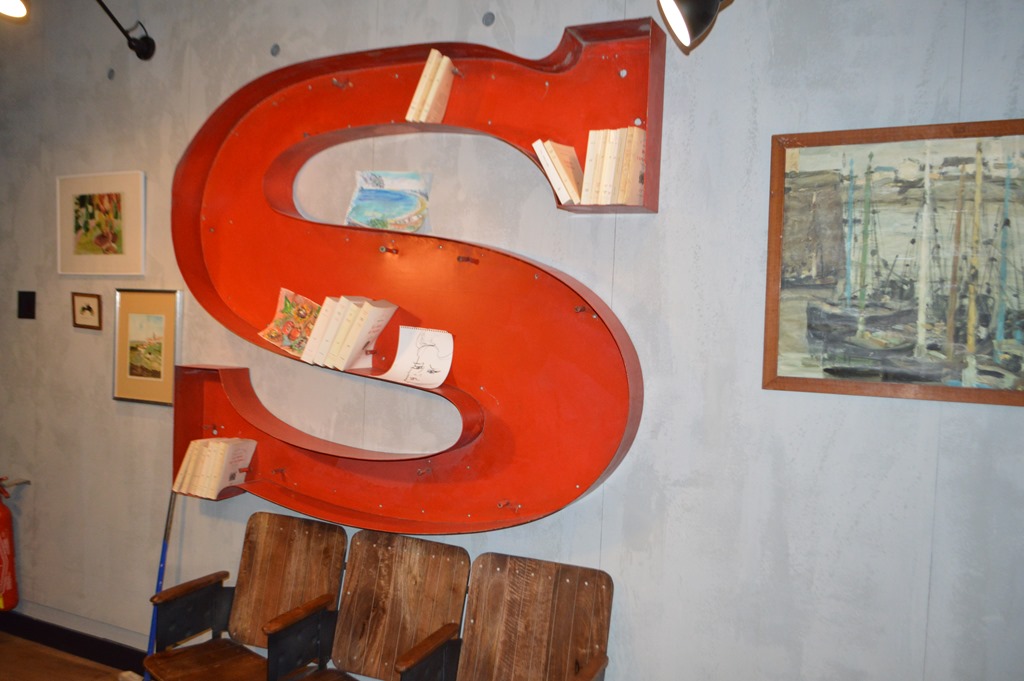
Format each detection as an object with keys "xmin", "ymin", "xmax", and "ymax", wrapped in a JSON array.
[{"xmin": 378, "ymin": 326, "xmax": 454, "ymax": 389}]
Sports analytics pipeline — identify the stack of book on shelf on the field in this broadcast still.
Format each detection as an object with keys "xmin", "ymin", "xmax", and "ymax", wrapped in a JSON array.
[
  {"xmin": 301, "ymin": 295, "xmax": 398, "ymax": 371},
  {"xmin": 533, "ymin": 126, "xmax": 646, "ymax": 206},
  {"xmin": 406, "ymin": 48, "xmax": 456, "ymax": 124},
  {"xmin": 172, "ymin": 438, "xmax": 256, "ymax": 499}
]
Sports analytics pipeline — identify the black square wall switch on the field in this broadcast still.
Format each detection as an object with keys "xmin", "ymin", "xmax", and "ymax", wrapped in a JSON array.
[{"xmin": 17, "ymin": 291, "xmax": 35, "ymax": 319}]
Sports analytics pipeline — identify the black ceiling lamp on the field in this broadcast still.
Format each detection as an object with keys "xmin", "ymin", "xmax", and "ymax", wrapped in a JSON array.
[
  {"xmin": 657, "ymin": 0, "xmax": 727, "ymax": 50},
  {"xmin": 0, "ymin": 0, "xmax": 29, "ymax": 22},
  {"xmin": 94, "ymin": 0, "xmax": 155, "ymax": 60}
]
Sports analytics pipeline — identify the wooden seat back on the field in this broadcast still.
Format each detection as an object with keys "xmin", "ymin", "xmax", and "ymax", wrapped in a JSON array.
[
  {"xmin": 229, "ymin": 511, "xmax": 348, "ymax": 647},
  {"xmin": 458, "ymin": 553, "xmax": 613, "ymax": 681},
  {"xmin": 332, "ymin": 529, "xmax": 471, "ymax": 681}
]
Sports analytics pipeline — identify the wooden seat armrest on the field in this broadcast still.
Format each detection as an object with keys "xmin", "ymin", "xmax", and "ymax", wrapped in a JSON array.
[
  {"xmin": 264, "ymin": 593, "xmax": 338, "ymax": 681},
  {"xmin": 263, "ymin": 592, "xmax": 335, "ymax": 635},
  {"xmin": 574, "ymin": 653, "xmax": 609, "ymax": 681},
  {"xmin": 150, "ymin": 571, "xmax": 230, "ymax": 604},
  {"xmin": 395, "ymin": 622, "xmax": 460, "ymax": 673},
  {"xmin": 148, "ymin": 570, "xmax": 233, "ymax": 652}
]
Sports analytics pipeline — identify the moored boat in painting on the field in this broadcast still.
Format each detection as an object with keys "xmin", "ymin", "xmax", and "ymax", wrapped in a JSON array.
[
  {"xmin": 957, "ymin": 149, "xmax": 1024, "ymax": 389},
  {"xmin": 885, "ymin": 144, "xmax": 1023, "ymax": 389},
  {"xmin": 781, "ymin": 170, "xmax": 846, "ymax": 289},
  {"xmin": 805, "ymin": 155, "xmax": 916, "ymax": 353},
  {"xmin": 821, "ymin": 328, "xmax": 916, "ymax": 379}
]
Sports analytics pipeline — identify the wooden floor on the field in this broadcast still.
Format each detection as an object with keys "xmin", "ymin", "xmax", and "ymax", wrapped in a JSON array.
[{"xmin": 0, "ymin": 631, "xmax": 127, "ymax": 681}]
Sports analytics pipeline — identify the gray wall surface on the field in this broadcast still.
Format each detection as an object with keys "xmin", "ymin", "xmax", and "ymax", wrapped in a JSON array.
[{"xmin": 2, "ymin": 1, "xmax": 1023, "ymax": 679}]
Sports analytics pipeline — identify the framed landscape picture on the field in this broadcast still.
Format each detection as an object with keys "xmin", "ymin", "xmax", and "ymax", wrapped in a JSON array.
[
  {"xmin": 763, "ymin": 119, "xmax": 1024, "ymax": 406},
  {"xmin": 114, "ymin": 289, "xmax": 181, "ymax": 405},
  {"xmin": 57, "ymin": 171, "xmax": 145, "ymax": 275}
]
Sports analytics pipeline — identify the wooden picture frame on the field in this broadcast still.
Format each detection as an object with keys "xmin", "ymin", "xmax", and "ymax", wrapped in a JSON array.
[
  {"xmin": 71, "ymin": 292, "xmax": 102, "ymax": 330},
  {"xmin": 57, "ymin": 171, "xmax": 145, "ymax": 275},
  {"xmin": 113, "ymin": 289, "xmax": 181, "ymax": 405},
  {"xmin": 764, "ymin": 119, "xmax": 1024, "ymax": 406}
]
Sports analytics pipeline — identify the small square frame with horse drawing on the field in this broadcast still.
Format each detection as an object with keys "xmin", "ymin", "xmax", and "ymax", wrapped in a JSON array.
[{"xmin": 71, "ymin": 292, "xmax": 102, "ymax": 330}]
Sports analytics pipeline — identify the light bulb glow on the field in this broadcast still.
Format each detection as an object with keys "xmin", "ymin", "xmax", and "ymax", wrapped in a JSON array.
[
  {"xmin": 658, "ymin": 0, "xmax": 693, "ymax": 46},
  {"xmin": 0, "ymin": 0, "xmax": 27, "ymax": 19}
]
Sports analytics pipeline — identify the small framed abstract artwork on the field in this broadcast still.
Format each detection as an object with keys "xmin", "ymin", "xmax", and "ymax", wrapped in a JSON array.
[
  {"xmin": 764, "ymin": 118, "xmax": 1024, "ymax": 406},
  {"xmin": 71, "ymin": 292, "xmax": 102, "ymax": 330},
  {"xmin": 57, "ymin": 171, "xmax": 145, "ymax": 275},
  {"xmin": 113, "ymin": 289, "xmax": 181, "ymax": 405}
]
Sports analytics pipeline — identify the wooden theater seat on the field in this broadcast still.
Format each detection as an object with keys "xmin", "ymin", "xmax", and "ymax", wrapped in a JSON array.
[
  {"xmin": 144, "ymin": 511, "xmax": 348, "ymax": 681},
  {"xmin": 266, "ymin": 529, "xmax": 471, "ymax": 681},
  {"xmin": 402, "ymin": 552, "xmax": 614, "ymax": 681}
]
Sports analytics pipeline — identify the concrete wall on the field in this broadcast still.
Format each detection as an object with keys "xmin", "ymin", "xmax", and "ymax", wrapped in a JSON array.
[{"xmin": 2, "ymin": 0, "xmax": 1023, "ymax": 678}]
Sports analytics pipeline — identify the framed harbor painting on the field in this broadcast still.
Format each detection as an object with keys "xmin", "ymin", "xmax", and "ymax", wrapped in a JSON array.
[
  {"xmin": 763, "ymin": 119, "xmax": 1024, "ymax": 406},
  {"xmin": 113, "ymin": 289, "xmax": 181, "ymax": 405},
  {"xmin": 57, "ymin": 171, "xmax": 145, "ymax": 275}
]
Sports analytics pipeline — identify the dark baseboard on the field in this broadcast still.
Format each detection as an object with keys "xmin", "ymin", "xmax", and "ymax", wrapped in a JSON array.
[{"xmin": 0, "ymin": 611, "xmax": 145, "ymax": 673}]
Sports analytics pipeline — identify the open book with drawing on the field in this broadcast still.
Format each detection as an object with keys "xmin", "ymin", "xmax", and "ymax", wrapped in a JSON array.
[
  {"xmin": 345, "ymin": 171, "xmax": 432, "ymax": 233},
  {"xmin": 379, "ymin": 326, "xmax": 454, "ymax": 389},
  {"xmin": 258, "ymin": 288, "xmax": 321, "ymax": 358}
]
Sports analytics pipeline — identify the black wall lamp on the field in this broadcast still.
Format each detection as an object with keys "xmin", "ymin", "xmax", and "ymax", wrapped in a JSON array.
[
  {"xmin": 658, "ymin": 0, "xmax": 729, "ymax": 50},
  {"xmin": 95, "ymin": 0, "xmax": 155, "ymax": 60},
  {"xmin": 1, "ymin": 0, "xmax": 154, "ymax": 60}
]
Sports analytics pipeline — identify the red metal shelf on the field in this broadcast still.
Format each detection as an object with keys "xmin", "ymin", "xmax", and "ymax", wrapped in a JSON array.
[{"xmin": 171, "ymin": 18, "xmax": 662, "ymax": 533}]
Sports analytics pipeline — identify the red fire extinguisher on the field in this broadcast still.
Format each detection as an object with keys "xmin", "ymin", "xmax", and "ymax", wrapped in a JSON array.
[{"xmin": 0, "ymin": 476, "xmax": 25, "ymax": 611}]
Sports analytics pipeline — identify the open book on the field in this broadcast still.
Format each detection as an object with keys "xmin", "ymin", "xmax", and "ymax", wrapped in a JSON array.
[
  {"xmin": 301, "ymin": 296, "xmax": 339, "ymax": 364},
  {"xmin": 322, "ymin": 295, "xmax": 371, "ymax": 368},
  {"xmin": 258, "ymin": 288, "xmax": 321, "ymax": 358},
  {"xmin": 333, "ymin": 298, "xmax": 399, "ymax": 370},
  {"xmin": 172, "ymin": 438, "xmax": 256, "ymax": 499},
  {"xmin": 616, "ymin": 126, "xmax": 647, "ymax": 205},
  {"xmin": 580, "ymin": 126, "xmax": 646, "ymax": 205},
  {"xmin": 406, "ymin": 48, "xmax": 456, "ymax": 124},
  {"xmin": 378, "ymin": 326, "xmax": 455, "ymax": 389},
  {"xmin": 533, "ymin": 139, "xmax": 584, "ymax": 205}
]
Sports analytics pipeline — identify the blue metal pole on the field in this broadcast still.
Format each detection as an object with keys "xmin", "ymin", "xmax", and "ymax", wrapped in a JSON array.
[{"xmin": 144, "ymin": 491, "xmax": 177, "ymax": 681}]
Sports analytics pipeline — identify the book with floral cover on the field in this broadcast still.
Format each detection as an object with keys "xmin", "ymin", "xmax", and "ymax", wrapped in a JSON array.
[{"xmin": 258, "ymin": 288, "xmax": 320, "ymax": 357}]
